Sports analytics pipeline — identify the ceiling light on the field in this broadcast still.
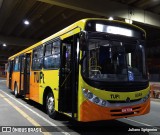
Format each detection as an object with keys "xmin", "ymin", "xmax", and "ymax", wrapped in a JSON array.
[
  {"xmin": 23, "ymin": 20, "xmax": 30, "ymax": 25},
  {"xmin": 3, "ymin": 43, "xmax": 6, "ymax": 47},
  {"xmin": 125, "ymin": 19, "xmax": 133, "ymax": 24},
  {"xmin": 108, "ymin": 17, "xmax": 114, "ymax": 20}
]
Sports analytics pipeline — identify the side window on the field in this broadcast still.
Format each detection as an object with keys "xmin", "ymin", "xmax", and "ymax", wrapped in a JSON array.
[
  {"xmin": 45, "ymin": 44, "xmax": 52, "ymax": 56},
  {"xmin": 32, "ymin": 45, "xmax": 43, "ymax": 70},
  {"xmin": 14, "ymin": 57, "xmax": 20, "ymax": 71},
  {"xmin": 44, "ymin": 41, "xmax": 60, "ymax": 69}
]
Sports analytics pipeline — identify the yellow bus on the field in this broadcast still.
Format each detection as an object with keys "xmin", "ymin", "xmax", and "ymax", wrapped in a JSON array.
[{"xmin": 7, "ymin": 18, "xmax": 150, "ymax": 122}]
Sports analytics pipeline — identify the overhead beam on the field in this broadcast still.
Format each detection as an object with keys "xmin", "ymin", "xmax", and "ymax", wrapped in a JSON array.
[
  {"xmin": 0, "ymin": 35, "xmax": 38, "ymax": 46},
  {"xmin": 0, "ymin": 0, "xmax": 3, "ymax": 9},
  {"xmin": 34, "ymin": 10, "xmax": 78, "ymax": 38},
  {"xmin": 0, "ymin": 61, "xmax": 7, "ymax": 65},
  {"xmin": 38, "ymin": 0, "xmax": 160, "ymax": 28},
  {"xmin": 0, "ymin": 0, "xmax": 18, "ymax": 31},
  {"xmin": 0, "ymin": 59, "xmax": 7, "ymax": 62},
  {"xmin": 0, "ymin": 51, "xmax": 14, "ymax": 57},
  {"xmin": 4, "ymin": 0, "xmax": 37, "ymax": 35}
]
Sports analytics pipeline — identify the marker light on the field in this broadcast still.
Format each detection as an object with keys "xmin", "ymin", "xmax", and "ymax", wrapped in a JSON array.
[
  {"xmin": 125, "ymin": 19, "xmax": 133, "ymax": 24},
  {"xmin": 108, "ymin": 17, "xmax": 114, "ymax": 20}
]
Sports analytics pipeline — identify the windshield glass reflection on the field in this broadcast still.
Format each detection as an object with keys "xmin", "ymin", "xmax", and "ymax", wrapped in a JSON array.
[{"xmin": 82, "ymin": 39, "xmax": 147, "ymax": 82}]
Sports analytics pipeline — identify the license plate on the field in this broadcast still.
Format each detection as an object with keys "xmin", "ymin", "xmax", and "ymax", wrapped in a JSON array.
[{"xmin": 122, "ymin": 108, "xmax": 132, "ymax": 113}]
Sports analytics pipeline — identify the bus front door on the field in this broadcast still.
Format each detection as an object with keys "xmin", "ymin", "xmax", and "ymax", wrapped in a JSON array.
[
  {"xmin": 20, "ymin": 53, "xmax": 31, "ymax": 96},
  {"xmin": 9, "ymin": 60, "xmax": 14, "ymax": 89},
  {"xmin": 59, "ymin": 36, "xmax": 78, "ymax": 115}
]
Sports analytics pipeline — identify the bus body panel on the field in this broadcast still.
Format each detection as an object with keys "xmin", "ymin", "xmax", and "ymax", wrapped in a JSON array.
[
  {"xmin": 6, "ymin": 71, "xmax": 9, "ymax": 88},
  {"xmin": 60, "ymin": 27, "xmax": 81, "ymax": 40},
  {"xmin": 82, "ymin": 83, "xmax": 149, "ymax": 101},
  {"xmin": 39, "ymin": 70, "xmax": 59, "ymax": 111},
  {"xmin": 79, "ymin": 98, "xmax": 150, "ymax": 122},
  {"xmin": 11, "ymin": 72, "xmax": 20, "ymax": 92},
  {"xmin": 29, "ymin": 70, "xmax": 40, "ymax": 102},
  {"xmin": 77, "ymin": 75, "xmax": 150, "ymax": 121},
  {"xmin": 77, "ymin": 60, "xmax": 150, "ymax": 121}
]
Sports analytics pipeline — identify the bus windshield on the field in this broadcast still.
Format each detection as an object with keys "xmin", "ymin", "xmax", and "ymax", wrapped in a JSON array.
[{"xmin": 82, "ymin": 38, "xmax": 147, "ymax": 82}]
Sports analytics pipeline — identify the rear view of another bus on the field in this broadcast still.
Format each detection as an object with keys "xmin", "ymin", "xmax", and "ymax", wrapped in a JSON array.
[{"xmin": 78, "ymin": 19, "xmax": 150, "ymax": 122}]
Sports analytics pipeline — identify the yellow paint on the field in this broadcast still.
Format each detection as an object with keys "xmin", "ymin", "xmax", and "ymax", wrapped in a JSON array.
[
  {"xmin": 78, "ymin": 51, "xmax": 84, "ymax": 121},
  {"xmin": 39, "ymin": 70, "xmax": 59, "ymax": 111},
  {"xmin": 30, "ymin": 71, "xmax": 40, "ymax": 102},
  {"xmin": 6, "ymin": 71, "xmax": 9, "ymax": 88},
  {"xmin": 83, "ymin": 83, "xmax": 149, "ymax": 101},
  {"xmin": 11, "ymin": 72, "xmax": 20, "ymax": 92},
  {"xmin": 0, "ymin": 93, "xmax": 51, "ymax": 135},
  {"xmin": 61, "ymin": 27, "xmax": 81, "ymax": 40}
]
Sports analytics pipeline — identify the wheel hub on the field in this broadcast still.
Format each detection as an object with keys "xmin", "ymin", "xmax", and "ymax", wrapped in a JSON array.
[{"xmin": 47, "ymin": 96, "xmax": 54, "ymax": 113}]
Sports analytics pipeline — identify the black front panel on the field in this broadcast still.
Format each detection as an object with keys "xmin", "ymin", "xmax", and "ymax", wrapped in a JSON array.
[{"xmin": 85, "ymin": 20, "xmax": 145, "ymax": 39}]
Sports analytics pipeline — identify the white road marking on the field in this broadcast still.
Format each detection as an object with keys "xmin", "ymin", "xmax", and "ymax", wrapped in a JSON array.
[
  {"xmin": 0, "ymin": 89, "xmax": 70, "ymax": 135},
  {"xmin": 0, "ymin": 80, "xmax": 6, "ymax": 82},
  {"xmin": 125, "ymin": 118, "xmax": 160, "ymax": 131},
  {"xmin": 151, "ymin": 100, "xmax": 160, "ymax": 105},
  {"xmin": 125, "ymin": 118, "xmax": 153, "ymax": 126}
]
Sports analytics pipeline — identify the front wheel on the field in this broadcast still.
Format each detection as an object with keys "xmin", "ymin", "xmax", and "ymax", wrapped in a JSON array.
[{"xmin": 46, "ymin": 92, "xmax": 59, "ymax": 119}]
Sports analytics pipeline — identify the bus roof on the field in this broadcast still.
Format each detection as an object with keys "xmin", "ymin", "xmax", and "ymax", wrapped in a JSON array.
[{"xmin": 8, "ymin": 18, "xmax": 145, "ymax": 60}]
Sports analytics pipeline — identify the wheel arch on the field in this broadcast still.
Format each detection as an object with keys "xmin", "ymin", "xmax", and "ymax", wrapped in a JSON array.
[{"xmin": 43, "ymin": 86, "xmax": 53, "ymax": 107}]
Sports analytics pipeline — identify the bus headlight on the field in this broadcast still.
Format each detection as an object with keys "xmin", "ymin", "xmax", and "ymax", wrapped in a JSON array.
[
  {"xmin": 101, "ymin": 100, "xmax": 107, "ymax": 106},
  {"xmin": 87, "ymin": 92, "xmax": 93, "ymax": 99},
  {"xmin": 93, "ymin": 97, "xmax": 100, "ymax": 104},
  {"xmin": 82, "ymin": 88, "xmax": 108, "ymax": 107},
  {"xmin": 142, "ymin": 93, "xmax": 150, "ymax": 102}
]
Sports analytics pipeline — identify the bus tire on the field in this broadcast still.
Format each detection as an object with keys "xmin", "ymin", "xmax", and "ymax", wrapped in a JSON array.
[
  {"xmin": 46, "ymin": 92, "xmax": 59, "ymax": 119},
  {"xmin": 14, "ymin": 83, "xmax": 19, "ymax": 98}
]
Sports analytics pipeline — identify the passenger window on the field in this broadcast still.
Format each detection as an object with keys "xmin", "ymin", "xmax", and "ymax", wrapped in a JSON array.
[
  {"xmin": 52, "ymin": 41, "xmax": 60, "ymax": 54},
  {"xmin": 45, "ymin": 44, "xmax": 52, "ymax": 56},
  {"xmin": 32, "ymin": 45, "xmax": 43, "ymax": 70},
  {"xmin": 14, "ymin": 57, "xmax": 20, "ymax": 71},
  {"xmin": 44, "ymin": 41, "xmax": 60, "ymax": 69}
]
